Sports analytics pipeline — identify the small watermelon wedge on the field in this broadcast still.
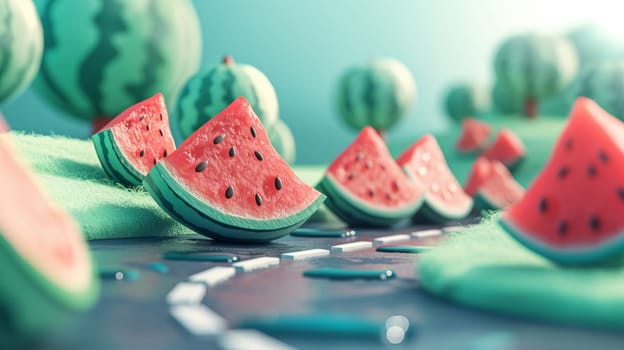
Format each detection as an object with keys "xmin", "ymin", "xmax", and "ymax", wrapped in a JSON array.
[
  {"xmin": 316, "ymin": 126, "xmax": 424, "ymax": 227},
  {"xmin": 397, "ymin": 135, "xmax": 473, "ymax": 223},
  {"xmin": 464, "ymin": 157, "xmax": 524, "ymax": 211},
  {"xmin": 92, "ymin": 93, "xmax": 176, "ymax": 187},
  {"xmin": 501, "ymin": 97, "xmax": 624, "ymax": 265},
  {"xmin": 144, "ymin": 97, "xmax": 325, "ymax": 242},
  {"xmin": 456, "ymin": 117, "xmax": 491, "ymax": 153},
  {"xmin": 482, "ymin": 128, "xmax": 525, "ymax": 170},
  {"xmin": 0, "ymin": 136, "xmax": 97, "ymax": 344}
]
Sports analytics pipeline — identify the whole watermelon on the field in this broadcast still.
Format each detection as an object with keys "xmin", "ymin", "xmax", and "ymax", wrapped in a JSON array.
[
  {"xmin": 34, "ymin": 0, "xmax": 202, "ymax": 130},
  {"xmin": 335, "ymin": 58, "xmax": 416, "ymax": 135},
  {"xmin": 491, "ymin": 80, "xmax": 522, "ymax": 115},
  {"xmin": 444, "ymin": 83, "xmax": 489, "ymax": 121},
  {"xmin": 268, "ymin": 119, "xmax": 296, "ymax": 164},
  {"xmin": 0, "ymin": 0, "xmax": 43, "ymax": 104},
  {"xmin": 494, "ymin": 34, "xmax": 578, "ymax": 118},
  {"xmin": 175, "ymin": 56, "xmax": 279, "ymax": 140},
  {"xmin": 570, "ymin": 61, "xmax": 624, "ymax": 121}
]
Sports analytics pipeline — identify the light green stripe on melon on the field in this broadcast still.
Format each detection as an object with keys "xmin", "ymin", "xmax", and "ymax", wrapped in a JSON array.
[
  {"xmin": 500, "ymin": 218, "xmax": 624, "ymax": 265},
  {"xmin": 144, "ymin": 162, "xmax": 325, "ymax": 242},
  {"xmin": 317, "ymin": 175, "xmax": 423, "ymax": 227},
  {"xmin": 91, "ymin": 130, "xmax": 143, "ymax": 186},
  {"xmin": 0, "ymin": 235, "xmax": 98, "ymax": 342}
]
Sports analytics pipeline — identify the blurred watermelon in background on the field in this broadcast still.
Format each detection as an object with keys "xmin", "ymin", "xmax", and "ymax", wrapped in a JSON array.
[
  {"xmin": 3, "ymin": 0, "xmax": 624, "ymax": 164},
  {"xmin": 33, "ymin": 0, "xmax": 202, "ymax": 133}
]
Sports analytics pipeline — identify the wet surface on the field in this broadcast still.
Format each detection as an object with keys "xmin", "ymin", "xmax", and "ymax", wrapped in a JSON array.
[{"xmin": 38, "ymin": 224, "xmax": 624, "ymax": 350}]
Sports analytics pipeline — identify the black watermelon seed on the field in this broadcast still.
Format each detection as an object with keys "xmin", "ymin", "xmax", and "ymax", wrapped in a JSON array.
[
  {"xmin": 347, "ymin": 173, "xmax": 355, "ymax": 181},
  {"xmin": 368, "ymin": 189, "xmax": 375, "ymax": 197},
  {"xmin": 386, "ymin": 193, "xmax": 393, "ymax": 201},
  {"xmin": 589, "ymin": 215, "xmax": 600, "ymax": 232},
  {"xmin": 159, "ymin": 113, "xmax": 163, "ymax": 120},
  {"xmin": 250, "ymin": 127, "xmax": 256, "ymax": 138},
  {"xmin": 538, "ymin": 197, "xmax": 548, "ymax": 213},
  {"xmin": 139, "ymin": 114, "xmax": 146, "ymax": 121},
  {"xmin": 146, "ymin": 124, "xmax": 151, "ymax": 131},
  {"xmin": 159, "ymin": 129, "xmax": 164, "ymax": 136},
  {"xmin": 355, "ymin": 152, "xmax": 363, "ymax": 161},
  {"xmin": 139, "ymin": 149, "xmax": 145, "ymax": 157},
  {"xmin": 255, "ymin": 193, "xmax": 263, "ymax": 206},
  {"xmin": 557, "ymin": 167, "xmax": 569, "ymax": 179},
  {"xmin": 214, "ymin": 134, "xmax": 226, "ymax": 144},
  {"xmin": 225, "ymin": 186, "xmax": 234, "ymax": 199},
  {"xmin": 565, "ymin": 139, "xmax": 573, "ymax": 151},
  {"xmin": 254, "ymin": 151, "xmax": 263, "ymax": 161},
  {"xmin": 558, "ymin": 221, "xmax": 568, "ymax": 236},
  {"xmin": 392, "ymin": 180, "xmax": 400, "ymax": 191},
  {"xmin": 195, "ymin": 161, "xmax": 208, "ymax": 172},
  {"xmin": 229, "ymin": 147, "xmax": 235, "ymax": 157},
  {"xmin": 587, "ymin": 165, "xmax": 597, "ymax": 177},
  {"xmin": 275, "ymin": 176, "xmax": 282, "ymax": 190},
  {"xmin": 163, "ymin": 150, "xmax": 168, "ymax": 158},
  {"xmin": 153, "ymin": 158, "xmax": 157, "ymax": 165},
  {"xmin": 598, "ymin": 151, "xmax": 609, "ymax": 163},
  {"xmin": 365, "ymin": 160, "xmax": 372, "ymax": 169},
  {"xmin": 618, "ymin": 187, "xmax": 624, "ymax": 201}
]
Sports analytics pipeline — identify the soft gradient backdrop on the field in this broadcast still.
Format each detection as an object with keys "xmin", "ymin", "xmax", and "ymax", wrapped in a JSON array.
[{"xmin": 3, "ymin": 0, "xmax": 620, "ymax": 164}]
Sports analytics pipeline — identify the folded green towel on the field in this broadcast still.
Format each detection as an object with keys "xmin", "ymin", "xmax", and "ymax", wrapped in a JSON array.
[{"xmin": 10, "ymin": 132, "xmax": 197, "ymax": 240}]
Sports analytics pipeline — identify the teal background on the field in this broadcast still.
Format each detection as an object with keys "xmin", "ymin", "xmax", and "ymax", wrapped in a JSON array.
[{"xmin": 2, "ymin": 0, "xmax": 613, "ymax": 164}]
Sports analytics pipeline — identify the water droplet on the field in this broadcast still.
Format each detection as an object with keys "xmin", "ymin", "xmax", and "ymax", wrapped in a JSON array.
[{"xmin": 417, "ymin": 166, "xmax": 427, "ymax": 177}]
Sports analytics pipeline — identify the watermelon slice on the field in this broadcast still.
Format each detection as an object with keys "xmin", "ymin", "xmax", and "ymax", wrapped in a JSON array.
[
  {"xmin": 144, "ymin": 97, "xmax": 325, "ymax": 242},
  {"xmin": 464, "ymin": 157, "xmax": 524, "ymax": 211},
  {"xmin": 500, "ymin": 97, "xmax": 624, "ymax": 265},
  {"xmin": 316, "ymin": 126, "xmax": 424, "ymax": 227},
  {"xmin": 0, "ymin": 137, "xmax": 97, "ymax": 343},
  {"xmin": 92, "ymin": 93, "xmax": 176, "ymax": 187},
  {"xmin": 397, "ymin": 135, "xmax": 473, "ymax": 223},
  {"xmin": 455, "ymin": 117, "xmax": 491, "ymax": 153},
  {"xmin": 482, "ymin": 128, "xmax": 525, "ymax": 170}
]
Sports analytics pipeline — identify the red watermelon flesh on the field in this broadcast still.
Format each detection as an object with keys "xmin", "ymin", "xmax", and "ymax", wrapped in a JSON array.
[
  {"xmin": 501, "ymin": 97, "xmax": 624, "ymax": 264},
  {"xmin": 0, "ymin": 136, "xmax": 92, "ymax": 293},
  {"xmin": 0, "ymin": 112, "xmax": 10, "ymax": 133},
  {"xmin": 465, "ymin": 157, "xmax": 524, "ymax": 209},
  {"xmin": 162, "ymin": 97, "xmax": 321, "ymax": 221},
  {"xmin": 482, "ymin": 128, "xmax": 525, "ymax": 167},
  {"xmin": 99, "ymin": 93, "xmax": 175, "ymax": 175},
  {"xmin": 323, "ymin": 126, "xmax": 424, "ymax": 212},
  {"xmin": 464, "ymin": 157, "xmax": 492, "ymax": 196},
  {"xmin": 456, "ymin": 117, "xmax": 491, "ymax": 153},
  {"xmin": 397, "ymin": 135, "xmax": 473, "ymax": 221}
]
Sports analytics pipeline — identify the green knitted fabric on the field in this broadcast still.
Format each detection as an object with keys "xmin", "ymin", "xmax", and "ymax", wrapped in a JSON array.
[
  {"xmin": 10, "ymin": 132, "xmax": 197, "ymax": 240},
  {"xmin": 419, "ymin": 215, "xmax": 624, "ymax": 329}
]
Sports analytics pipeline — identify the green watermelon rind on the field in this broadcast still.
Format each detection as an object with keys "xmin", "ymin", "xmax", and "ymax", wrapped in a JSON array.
[
  {"xmin": 92, "ymin": 130, "xmax": 144, "ymax": 187},
  {"xmin": 0, "ymin": 235, "xmax": 98, "ymax": 341},
  {"xmin": 144, "ymin": 163, "xmax": 325, "ymax": 242},
  {"xmin": 473, "ymin": 192, "xmax": 499, "ymax": 212},
  {"xmin": 402, "ymin": 167, "xmax": 473, "ymax": 223},
  {"xmin": 500, "ymin": 218, "xmax": 624, "ymax": 265},
  {"xmin": 316, "ymin": 175, "xmax": 423, "ymax": 228}
]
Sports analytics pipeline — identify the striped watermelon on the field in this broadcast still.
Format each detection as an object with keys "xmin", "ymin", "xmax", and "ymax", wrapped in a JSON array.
[
  {"xmin": 0, "ymin": 0, "xmax": 43, "ymax": 104},
  {"xmin": 92, "ymin": 93, "xmax": 175, "ymax": 187},
  {"xmin": 335, "ymin": 58, "xmax": 416, "ymax": 135},
  {"xmin": 175, "ymin": 56, "xmax": 279, "ymax": 140},
  {"xmin": 145, "ymin": 97, "xmax": 324, "ymax": 242},
  {"xmin": 494, "ymin": 34, "xmax": 578, "ymax": 118},
  {"xmin": 570, "ymin": 61, "xmax": 624, "ymax": 121},
  {"xmin": 268, "ymin": 119, "xmax": 296, "ymax": 164},
  {"xmin": 566, "ymin": 23, "xmax": 624, "ymax": 68},
  {"xmin": 34, "ymin": 0, "xmax": 201, "ymax": 131},
  {"xmin": 491, "ymin": 80, "xmax": 522, "ymax": 115},
  {"xmin": 444, "ymin": 83, "xmax": 489, "ymax": 121}
]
